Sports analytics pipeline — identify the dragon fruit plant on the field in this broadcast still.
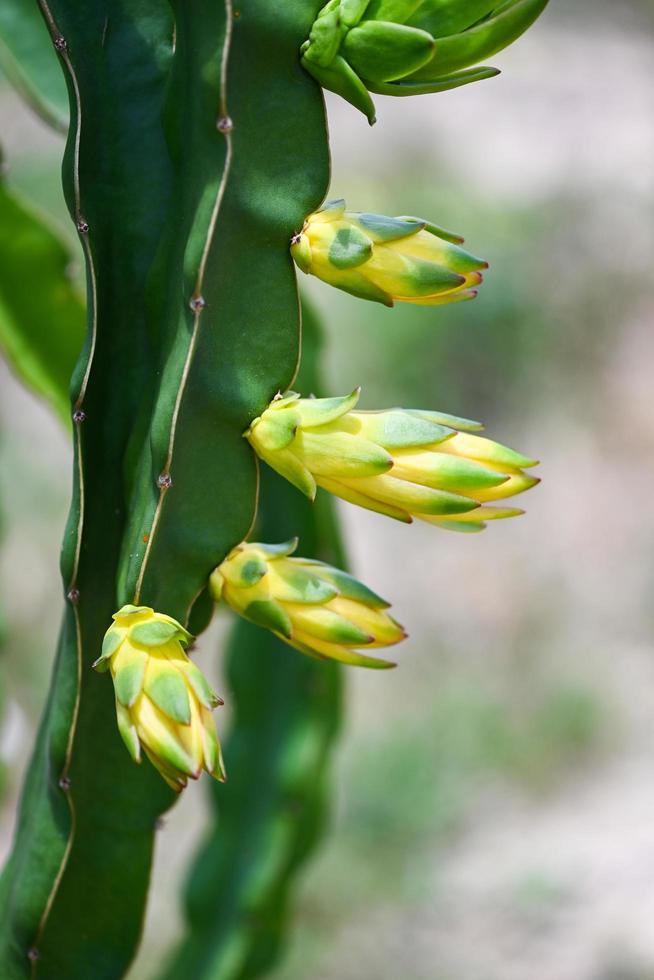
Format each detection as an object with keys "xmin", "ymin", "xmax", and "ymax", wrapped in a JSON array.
[{"xmin": 0, "ymin": 1, "xmax": 547, "ymax": 977}]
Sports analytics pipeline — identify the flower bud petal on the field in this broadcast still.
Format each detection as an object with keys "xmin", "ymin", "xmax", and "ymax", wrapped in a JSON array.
[
  {"xmin": 292, "ymin": 199, "xmax": 486, "ymax": 306},
  {"xmin": 246, "ymin": 392, "xmax": 539, "ymax": 530},
  {"xmin": 214, "ymin": 541, "xmax": 405, "ymax": 669},
  {"xmin": 97, "ymin": 607, "xmax": 225, "ymax": 790}
]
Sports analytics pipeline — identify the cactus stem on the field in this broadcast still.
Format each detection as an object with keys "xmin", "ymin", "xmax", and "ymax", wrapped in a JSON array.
[
  {"xmin": 133, "ymin": 0, "xmax": 235, "ymax": 610},
  {"xmin": 31, "ymin": 0, "xmax": 100, "ymax": 961}
]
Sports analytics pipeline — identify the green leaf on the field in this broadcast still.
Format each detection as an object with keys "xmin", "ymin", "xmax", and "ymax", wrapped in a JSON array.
[
  {"xmin": 0, "ymin": 164, "xmax": 84, "ymax": 424},
  {"xmin": 0, "ymin": 2, "xmax": 68, "ymax": 132}
]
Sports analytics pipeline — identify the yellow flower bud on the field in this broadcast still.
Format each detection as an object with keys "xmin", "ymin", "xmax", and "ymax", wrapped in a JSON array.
[
  {"xmin": 245, "ymin": 390, "xmax": 539, "ymax": 531},
  {"xmin": 95, "ymin": 606, "xmax": 225, "ymax": 791},
  {"xmin": 290, "ymin": 199, "xmax": 487, "ymax": 307},
  {"xmin": 211, "ymin": 539, "xmax": 405, "ymax": 669}
]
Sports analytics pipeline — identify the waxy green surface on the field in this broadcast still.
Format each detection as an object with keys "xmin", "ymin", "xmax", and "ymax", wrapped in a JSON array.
[{"xmin": 0, "ymin": 3, "xmax": 176, "ymax": 977}]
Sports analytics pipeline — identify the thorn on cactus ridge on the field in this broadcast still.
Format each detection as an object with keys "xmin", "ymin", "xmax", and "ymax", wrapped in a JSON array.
[
  {"xmin": 157, "ymin": 472, "xmax": 172, "ymax": 490},
  {"xmin": 216, "ymin": 116, "xmax": 233, "ymax": 134},
  {"xmin": 53, "ymin": 35, "xmax": 67, "ymax": 52},
  {"xmin": 27, "ymin": 948, "xmax": 40, "ymax": 963},
  {"xmin": 76, "ymin": 217, "xmax": 89, "ymax": 235},
  {"xmin": 67, "ymin": 588, "xmax": 80, "ymax": 604},
  {"xmin": 72, "ymin": 409, "xmax": 86, "ymax": 424},
  {"xmin": 189, "ymin": 295, "xmax": 206, "ymax": 313},
  {"xmin": 58, "ymin": 775, "xmax": 71, "ymax": 791}
]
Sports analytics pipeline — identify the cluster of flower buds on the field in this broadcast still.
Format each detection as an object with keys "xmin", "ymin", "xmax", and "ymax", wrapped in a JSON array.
[
  {"xmin": 301, "ymin": 0, "xmax": 549, "ymax": 124},
  {"xmin": 245, "ymin": 389, "xmax": 538, "ymax": 531},
  {"xmin": 95, "ymin": 606, "xmax": 224, "ymax": 791},
  {"xmin": 100, "ymin": 1, "xmax": 547, "ymax": 789},
  {"xmin": 291, "ymin": 199, "xmax": 486, "ymax": 307},
  {"xmin": 210, "ymin": 539, "xmax": 405, "ymax": 669}
]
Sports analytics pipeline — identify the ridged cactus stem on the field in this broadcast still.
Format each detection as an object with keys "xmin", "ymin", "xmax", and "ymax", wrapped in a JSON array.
[
  {"xmin": 0, "ymin": 3, "xmax": 177, "ymax": 977},
  {"xmin": 0, "ymin": 1, "xmax": 332, "ymax": 977}
]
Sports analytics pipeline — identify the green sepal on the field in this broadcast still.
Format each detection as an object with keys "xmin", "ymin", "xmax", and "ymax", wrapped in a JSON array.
[
  {"xmin": 343, "ymin": 20, "xmax": 434, "ymax": 83},
  {"xmin": 237, "ymin": 555, "xmax": 269, "ymax": 586},
  {"xmin": 144, "ymin": 668, "xmax": 192, "ymax": 726},
  {"xmin": 395, "ymin": 454, "xmax": 510, "ymax": 492},
  {"xmin": 249, "ymin": 409, "xmax": 300, "ymax": 452},
  {"xmin": 299, "ymin": 561, "xmax": 390, "ymax": 608},
  {"xmin": 328, "ymin": 224, "xmax": 373, "ymax": 269},
  {"xmin": 114, "ymin": 654, "xmax": 147, "ymax": 709},
  {"xmin": 116, "ymin": 701, "xmax": 141, "ymax": 763},
  {"xmin": 113, "ymin": 604, "xmax": 151, "ymax": 619},
  {"xmin": 300, "ymin": 431, "xmax": 393, "ymax": 481},
  {"xmin": 355, "ymin": 212, "xmax": 425, "ymax": 243},
  {"xmin": 292, "ymin": 636, "xmax": 396, "ymax": 670},
  {"xmin": 244, "ymin": 599, "xmax": 293, "ymax": 639},
  {"xmin": 316, "ymin": 475, "xmax": 412, "ymax": 522},
  {"xmin": 430, "ymin": 519, "xmax": 486, "ymax": 533},
  {"xmin": 304, "ymin": 3, "xmax": 342, "ymax": 67},
  {"xmin": 296, "ymin": 389, "xmax": 361, "ymax": 427},
  {"xmin": 259, "ymin": 447, "xmax": 318, "ymax": 501},
  {"xmin": 397, "ymin": 216, "xmax": 465, "ymax": 245},
  {"xmin": 406, "ymin": 409, "xmax": 483, "ymax": 432},
  {"xmin": 365, "ymin": 0, "xmax": 423, "ymax": 20},
  {"xmin": 93, "ymin": 628, "xmax": 124, "ymax": 670},
  {"xmin": 367, "ymin": 64, "xmax": 500, "ymax": 96},
  {"xmin": 182, "ymin": 661, "xmax": 222, "ymax": 710},
  {"xmin": 356, "ymin": 410, "xmax": 455, "ymax": 449},
  {"xmin": 320, "ymin": 198, "xmax": 347, "ymax": 215},
  {"xmin": 408, "ymin": 0, "xmax": 549, "ymax": 80},
  {"xmin": 254, "ymin": 538, "xmax": 300, "ymax": 559},
  {"xmin": 130, "ymin": 620, "xmax": 181, "ymax": 647},
  {"xmin": 408, "ymin": 0, "xmax": 500, "ymax": 37},
  {"xmin": 395, "ymin": 256, "xmax": 465, "ymax": 296},
  {"xmin": 340, "ymin": 0, "xmax": 372, "ymax": 27},
  {"xmin": 301, "ymin": 51, "xmax": 377, "ymax": 125},
  {"xmin": 324, "ymin": 268, "xmax": 393, "ymax": 305},
  {"xmin": 272, "ymin": 564, "xmax": 339, "ymax": 605},
  {"xmin": 143, "ymin": 721, "xmax": 195, "ymax": 780},
  {"xmin": 294, "ymin": 608, "xmax": 373, "ymax": 646}
]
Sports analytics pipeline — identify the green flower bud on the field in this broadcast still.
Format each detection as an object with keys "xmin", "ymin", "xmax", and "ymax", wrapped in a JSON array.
[
  {"xmin": 211, "ymin": 539, "xmax": 406, "ymax": 669},
  {"xmin": 301, "ymin": 0, "xmax": 549, "ymax": 123},
  {"xmin": 291, "ymin": 199, "xmax": 486, "ymax": 307},
  {"xmin": 95, "ymin": 606, "xmax": 225, "ymax": 791},
  {"xmin": 245, "ymin": 390, "xmax": 539, "ymax": 531}
]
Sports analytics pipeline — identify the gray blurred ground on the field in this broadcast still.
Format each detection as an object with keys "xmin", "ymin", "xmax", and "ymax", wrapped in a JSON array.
[{"xmin": 1, "ymin": 2, "xmax": 654, "ymax": 979}]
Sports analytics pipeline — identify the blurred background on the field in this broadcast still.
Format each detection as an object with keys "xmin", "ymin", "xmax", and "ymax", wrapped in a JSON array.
[{"xmin": 1, "ymin": 1, "xmax": 654, "ymax": 978}]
